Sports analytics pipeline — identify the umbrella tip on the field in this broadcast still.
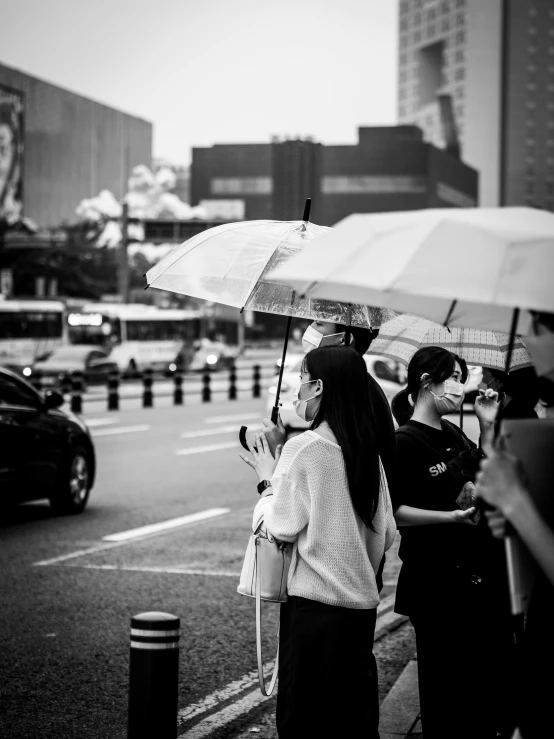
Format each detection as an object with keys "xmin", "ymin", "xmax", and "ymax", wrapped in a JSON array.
[
  {"xmin": 302, "ymin": 198, "xmax": 312, "ymax": 222},
  {"xmin": 144, "ymin": 283, "xmax": 149, "ymax": 290}
]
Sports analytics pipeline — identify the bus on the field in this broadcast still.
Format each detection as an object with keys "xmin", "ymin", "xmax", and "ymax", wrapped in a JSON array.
[
  {"xmin": 66, "ymin": 303, "xmax": 203, "ymax": 375},
  {"xmin": 0, "ymin": 299, "xmax": 66, "ymax": 373}
]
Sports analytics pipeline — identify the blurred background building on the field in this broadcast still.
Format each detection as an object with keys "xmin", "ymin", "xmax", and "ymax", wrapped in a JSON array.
[
  {"xmin": 190, "ymin": 125, "xmax": 477, "ymax": 226},
  {"xmin": 397, "ymin": 0, "xmax": 554, "ymax": 209},
  {"xmin": 0, "ymin": 63, "xmax": 152, "ymax": 230}
]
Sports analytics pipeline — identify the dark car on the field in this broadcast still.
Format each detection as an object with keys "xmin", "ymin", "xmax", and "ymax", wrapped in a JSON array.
[
  {"xmin": 0, "ymin": 367, "xmax": 96, "ymax": 513},
  {"xmin": 28, "ymin": 345, "xmax": 118, "ymax": 390}
]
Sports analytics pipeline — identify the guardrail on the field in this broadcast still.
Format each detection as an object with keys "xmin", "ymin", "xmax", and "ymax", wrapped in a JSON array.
[{"xmin": 29, "ymin": 364, "xmax": 274, "ymax": 413}]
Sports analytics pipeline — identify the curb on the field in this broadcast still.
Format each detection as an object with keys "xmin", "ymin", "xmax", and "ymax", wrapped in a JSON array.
[{"xmin": 379, "ymin": 659, "xmax": 420, "ymax": 739}]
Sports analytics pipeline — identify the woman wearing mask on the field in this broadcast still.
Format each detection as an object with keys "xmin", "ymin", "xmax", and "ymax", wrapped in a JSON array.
[
  {"xmin": 240, "ymin": 346, "xmax": 396, "ymax": 739},
  {"xmin": 391, "ymin": 346, "xmax": 515, "ymax": 739}
]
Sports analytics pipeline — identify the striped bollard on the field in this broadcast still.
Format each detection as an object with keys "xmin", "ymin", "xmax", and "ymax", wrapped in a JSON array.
[
  {"xmin": 142, "ymin": 368, "xmax": 153, "ymax": 408},
  {"xmin": 202, "ymin": 372, "xmax": 211, "ymax": 402},
  {"xmin": 128, "ymin": 612, "xmax": 180, "ymax": 739},
  {"xmin": 107, "ymin": 369, "xmax": 120, "ymax": 411},
  {"xmin": 173, "ymin": 370, "xmax": 184, "ymax": 406},
  {"xmin": 228, "ymin": 364, "xmax": 237, "ymax": 401},
  {"xmin": 252, "ymin": 364, "xmax": 261, "ymax": 399},
  {"xmin": 70, "ymin": 370, "xmax": 84, "ymax": 414}
]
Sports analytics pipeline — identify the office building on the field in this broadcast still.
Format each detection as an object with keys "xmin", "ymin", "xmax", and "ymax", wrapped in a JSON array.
[{"xmin": 397, "ymin": 0, "xmax": 554, "ymax": 208}]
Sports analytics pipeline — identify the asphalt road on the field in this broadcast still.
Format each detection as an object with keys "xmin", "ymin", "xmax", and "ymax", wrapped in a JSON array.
[{"xmin": 0, "ymin": 393, "xmax": 480, "ymax": 739}]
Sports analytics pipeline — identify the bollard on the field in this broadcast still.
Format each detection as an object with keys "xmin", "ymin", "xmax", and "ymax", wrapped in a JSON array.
[
  {"xmin": 31, "ymin": 370, "xmax": 42, "ymax": 392},
  {"xmin": 202, "ymin": 372, "xmax": 211, "ymax": 402},
  {"xmin": 142, "ymin": 368, "xmax": 153, "ymax": 408},
  {"xmin": 252, "ymin": 364, "xmax": 261, "ymax": 399},
  {"xmin": 70, "ymin": 370, "xmax": 83, "ymax": 414},
  {"xmin": 173, "ymin": 370, "xmax": 184, "ymax": 406},
  {"xmin": 108, "ymin": 369, "xmax": 120, "ymax": 411},
  {"xmin": 61, "ymin": 372, "xmax": 72, "ymax": 396},
  {"xmin": 228, "ymin": 363, "xmax": 237, "ymax": 401},
  {"xmin": 128, "ymin": 612, "xmax": 180, "ymax": 739}
]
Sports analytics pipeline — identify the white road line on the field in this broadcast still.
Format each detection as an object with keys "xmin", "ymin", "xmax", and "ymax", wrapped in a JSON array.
[
  {"xmin": 64, "ymin": 563, "xmax": 239, "ymax": 577},
  {"xmin": 179, "ymin": 688, "xmax": 272, "ymax": 737},
  {"xmin": 180, "ymin": 424, "xmax": 262, "ymax": 439},
  {"xmin": 33, "ymin": 508, "xmax": 231, "ymax": 566},
  {"xmin": 102, "ymin": 508, "xmax": 230, "ymax": 542},
  {"xmin": 84, "ymin": 417, "xmax": 119, "ymax": 428},
  {"xmin": 92, "ymin": 424, "xmax": 150, "ymax": 437},
  {"xmin": 204, "ymin": 413, "xmax": 260, "ymax": 424},
  {"xmin": 175, "ymin": 442, "xmax": 238, "ymax": 456}
]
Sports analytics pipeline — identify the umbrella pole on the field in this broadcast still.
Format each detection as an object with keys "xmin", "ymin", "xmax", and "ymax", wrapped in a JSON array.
[
  {"xmin": 302, "ymin": 198, "xmax": 311, "ymax": 222},
  {"xmin": 272, "ymin": 315, "xmax": 293, "ymax": 424}
]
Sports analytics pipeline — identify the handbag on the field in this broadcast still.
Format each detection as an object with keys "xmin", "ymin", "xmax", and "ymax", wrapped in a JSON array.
[{"xmin": 237, "ymin": 520, "xmax": 292, "ymax": 696}]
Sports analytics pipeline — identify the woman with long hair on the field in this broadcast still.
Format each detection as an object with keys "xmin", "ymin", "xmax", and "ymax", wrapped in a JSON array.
[
  {"xmin": 240, "ymin": 345, "xmax": 396, "ymax": 738},
  {"xmin": 391, "ymin": 346, "xmax": 516, "ymax": 739}
]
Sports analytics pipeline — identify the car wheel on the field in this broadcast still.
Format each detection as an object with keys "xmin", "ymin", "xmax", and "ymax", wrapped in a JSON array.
[{"xmin": 50, "ymin": 446, "xmax": 92, "ymax": 514}]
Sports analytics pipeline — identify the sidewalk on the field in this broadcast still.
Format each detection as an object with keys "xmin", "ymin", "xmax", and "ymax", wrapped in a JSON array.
[{"xmin": 379, "ymin": 658, "xmax": 421, "ymax": 739}]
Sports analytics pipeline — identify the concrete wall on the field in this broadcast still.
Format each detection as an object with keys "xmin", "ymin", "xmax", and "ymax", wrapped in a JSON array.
[{"xmin": 0, "ymin": 63, "xmax": 152, "ymax": 228}]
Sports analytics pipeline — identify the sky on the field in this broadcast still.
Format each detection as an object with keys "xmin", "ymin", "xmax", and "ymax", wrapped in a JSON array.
[{"xmin": 2, "ymin": 0, "xmax": 399, "ymax": 166}]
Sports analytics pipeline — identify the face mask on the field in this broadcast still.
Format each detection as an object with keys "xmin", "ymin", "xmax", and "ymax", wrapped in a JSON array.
[
  {"xmin": 429, "ymin": 379, "xmax": 465, "ymax": 416},
  {"xmin": 302, "ymin": 325, "xmax": 345, "ymax": 353},
  {"xmin": 292, "ymin": 379, "xmax": 320, "ymax": 422},
  {"xmin": 525, "ymin": 333, "xmax": 554, "ymax": 384}
]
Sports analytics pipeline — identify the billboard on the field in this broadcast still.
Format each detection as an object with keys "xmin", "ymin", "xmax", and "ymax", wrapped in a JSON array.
[{"xmin": 0, "ymin": 85, "xmax": 24, "ymax": 224}]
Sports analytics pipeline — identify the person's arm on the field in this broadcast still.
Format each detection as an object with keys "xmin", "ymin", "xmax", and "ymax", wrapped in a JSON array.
[
  {"xmin": 474, "ymin": 388, "xmax": 500, "ymax": 455},
  {"xmin": 476, "ymin": 450, "xmax": 554, "ymax": 588},
  {"xmin": 394, "ymin": 504, "xmax": 477, "ymax": 527}
]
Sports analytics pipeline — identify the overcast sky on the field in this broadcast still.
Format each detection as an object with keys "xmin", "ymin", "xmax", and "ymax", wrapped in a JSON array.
[{"xmin": 2, "ymin": 0, "xmax": 399, "ymax": 165}]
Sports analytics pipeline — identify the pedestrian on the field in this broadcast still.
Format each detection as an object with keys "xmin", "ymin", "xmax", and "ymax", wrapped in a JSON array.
[
  {"xmin": 240, "ymin": 345, "xmax": 396, "ymax": 739},
  {"xmin": 391, "ymin": 346, "xmax": 516, "ymax": 739},
  {"xmin": 476, "ymin": 311, "xmax": 554, "ymax": 739}
]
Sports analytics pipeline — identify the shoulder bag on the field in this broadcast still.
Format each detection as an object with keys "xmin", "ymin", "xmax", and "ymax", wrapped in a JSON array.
[{"xmin": 237, "ymin": 519, "xmax": 292, "ymax": 696}]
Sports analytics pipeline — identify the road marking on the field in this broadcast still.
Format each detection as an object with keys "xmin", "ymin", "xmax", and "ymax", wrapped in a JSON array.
[
  {"xmin": 33, "ymin": 508, "xmax": 231, "ymax": 566},
  {"xmin": 84, "ymin": 417, "xmax": 119, "ymax": 428},
  {"xmin": 204, "ymin": 413, "xmax": 260, "ymax": 424},
  {"xmin": 102, "ymin": 508, "xmax": 231, "ymax": 542},
  {"xmin": 91, "ymin": 424, "xmax": 150, "ymax": 437},
  {"xmin": 180, "ymin": 423, "xmax": 262, "ymax": 439},
  {"xmin": 64, "ymin": 563, "xmax": 239, "ymax": 577},
  {"xmin": 179, "ymin": 687, "xmax": 272, "ymax": 738},
  {"xmin": 175, "ymin": 442, "xmax": 238, "ymax": 456}
]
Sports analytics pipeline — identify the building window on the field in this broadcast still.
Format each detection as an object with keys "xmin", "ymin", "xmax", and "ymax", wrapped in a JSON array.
[
  {"xmin": 441, "ymin": 1, "xmax": 450, "ymax": 13},
  {"xmin": 455, "ymin": 0, "xmax": 465, "ymax": 6},
  {"xmin": 527, "ymin": 82, "xmax": 536, "ymax": 91},
  {"xmin": 211, "ymin": 177, "xmax": 273, "ymax": 195},
  {"xmin": 456, "ymin": 12, "xmax": 465, "ymax": 26},
  {"xmin": 414, "ymin": 31, "xmax": 422, "ymax": 42},
  {"xmin": 527, "ymin": 64, "xmax": 536, "ymax": 73},
  {"xmin": 400, "ymin": 36, "xmax": 408, "ymax": 49},
  {"xmin": 528, "ymin": 45, "xmax": 537, "ymax": 54},
  {"xmin": 321, "ymin": 176, "xmax": 427, "ymax": 195},
  {"xmin": 442, "ymin": 18, "xmax": 450, "ymax": 31},
  {"xmin": 526, "ymin": 137, "xmax": 536, "ymax": 147},
  {"xmin": 399, "ymin": 105, "xmax": 407, "ymax": 118},
  {"xmin": 456, "ymin": 31, "xmax": 465, "ymax": 44},
  {"xmin": 526, "ymin": 100, "xmax": 536, "ymax": 108},
  {"xmin": 427, "ymin": 7, "xmax": 437, "ymax": 21},
  {"xmin": 427, "ymin": 25, "xmax": 436, "ymax": 38},
  {"xmin": 400, "ymin": 70, "xmax": 408, "ymax": 83},
  {"xmin": 414, "ymin": 12, "xmax": 421, "ymax": 25},
  {"xmin": 455, "ymin": 104, "xmax": 464, "ymax": 119},
  {"xmin": 528, "ymin": 6, "xmax": 537, "ymax": 16},
  {"xmin": 455, "ymin": 49, "xmax": 464, "ymax": 62},
  {"xmin": 400, "ymin": 19, "xmax": 409, "ymax": 31},
  {"xmin": 456, "ymin": 87, "xmax": 464, "ymax": 99},
  {"xmin": 399, "ymin": 88, "xmax": 407, "ymax": 100},
  {"xmin": 400, "ymin": 0, "xmax": 409, "ymax": 14},
  {"xmin": 400, "ymin": 53, "xmax": 408, "ymax": 65},
  {"xmin": 455, "ymin": 67, "xmax": 465, "ymax": 80},
  {"xmin": 528, "ymin": 26, "xmax": 537, "ymax": 35}
]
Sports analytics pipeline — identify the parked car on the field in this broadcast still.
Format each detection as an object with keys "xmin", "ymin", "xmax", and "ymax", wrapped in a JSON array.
[
  {"xmin": 0, "ymin": 367, "xmax": 95, "ymax": 513},
  {"xmin": 26, "ymin": 346, "xmax": 118, "ymax": 390},
  {"xmin": 266, "ymin": 353, "xmax": 405, "ymax": 435},
  {"xmin": 184, "ymin": 339, "xmax": 239, "ymax": 372}
]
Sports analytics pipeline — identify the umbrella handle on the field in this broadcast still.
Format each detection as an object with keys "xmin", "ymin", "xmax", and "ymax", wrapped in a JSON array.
[{"xmin": 239, "ymin": 425, "xmax": 250, "ymax": 451}]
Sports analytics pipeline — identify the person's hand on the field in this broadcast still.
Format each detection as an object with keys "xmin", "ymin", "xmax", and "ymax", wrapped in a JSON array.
[
  {"xmin": 484, "ymin": 508, "xmax": 509, "ymax": 539},
  {"xmin": 239, "ymin": 432, "xmax": 282, "ymax": 482},
  {"xmin": 261, "ymin": 414, "xmax": 286, "ymax": 456},
  {"xmin": 474, "ymin": 387, "xmax": 500, "ymax": 426},
  {"xmin": 475, "ymin": 448, "xmax": 527, "ymax": 516},
  {"xmin": 451, "ymin": 507, "xmax": 479, "ymax": 525}
]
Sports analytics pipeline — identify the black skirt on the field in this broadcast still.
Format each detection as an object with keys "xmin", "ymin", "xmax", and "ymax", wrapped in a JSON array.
[{"xmin": 276, "ymin": 595, "xmax": 379, "ymax": 739}]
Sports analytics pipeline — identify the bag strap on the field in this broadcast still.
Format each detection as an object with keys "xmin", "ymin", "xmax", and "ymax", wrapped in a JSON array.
[{"xmin": 255, "ymin": 537, "xmax": 280, "ymax": 696}]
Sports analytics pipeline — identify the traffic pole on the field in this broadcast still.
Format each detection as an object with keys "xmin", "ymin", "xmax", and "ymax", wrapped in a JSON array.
[
  {"xmin": 128, "ymin": 612, "xmax": 180, "ymax": 739},
  {"xmin": 173, "ymin": 370, "xmax": 184, "ymax": 406},
  {"xmin": 252, "ymin": 364, "xmax": 261, "ymax": 398},
  {"xmin": 228, "ymin": 363, "xmax": 237, "ymax": 400},
  {"xmin": 70, "ymin": 370, "xmax": 83, "ymax": 414},
  {"xmin": 142, "ymin": 368, "xmax": 153, "ymax": 408},
  {"xmin": 108, "ymin": 369, "xmax": 120, "ymax": 411},
  {"xmin": 202, "ymin": 372, "xmax": 211, "ymax": 402}
]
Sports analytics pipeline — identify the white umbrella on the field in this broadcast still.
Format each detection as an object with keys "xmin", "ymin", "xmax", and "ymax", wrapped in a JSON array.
[{"xmin": 267, "ymin": 207, "xmax": 554, "ymax": 336}]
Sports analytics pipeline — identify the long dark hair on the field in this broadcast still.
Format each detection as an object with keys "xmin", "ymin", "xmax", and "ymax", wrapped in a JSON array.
[
  {"xmin": 392, "ymin": 346, "xmax": 468, "ymax": 426},
  {"xmin": 302, "ymin": 345, "xmax": 381, "ymax": 530}
]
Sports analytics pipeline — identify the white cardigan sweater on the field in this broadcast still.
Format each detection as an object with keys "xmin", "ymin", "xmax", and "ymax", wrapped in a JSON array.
[{"xmin": 253, "ymin": 430, "xmax": 397, "ymax": 609}]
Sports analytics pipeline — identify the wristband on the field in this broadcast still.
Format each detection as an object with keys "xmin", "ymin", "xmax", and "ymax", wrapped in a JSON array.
[{"xmin": 257, "ymin": 480, "xmax": 272, "ymax": 495}]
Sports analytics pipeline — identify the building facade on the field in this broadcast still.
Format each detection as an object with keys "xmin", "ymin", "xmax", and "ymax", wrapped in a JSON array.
[
  {"xmin": 0, "ymin": 63, "xmax": 152, "ymax": 229},
  {"xmin": 397, "ymin": 0, "xmax": 554, "ymax": 209},
  {"xmin": 190, "ymin": 126, "xmax": 478, "ymax": 226}
]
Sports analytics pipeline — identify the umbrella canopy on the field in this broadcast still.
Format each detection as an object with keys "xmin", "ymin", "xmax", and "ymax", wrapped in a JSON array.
[
  {"xmin": 267, "ymin": 207, "xmax": 554, "ymax": 335},
  {"xmin": 369, "ymin": 314, "xmax": 533, "ymax": 371},
  {"xmin": 146, "ymin": 219, "xmax": 393, "ymax": 329}
]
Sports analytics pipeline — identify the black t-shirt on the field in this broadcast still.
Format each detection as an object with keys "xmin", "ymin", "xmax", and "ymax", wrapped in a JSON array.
[{"xmin": 393, "ymin": 419, "xmax": 506, "ymax": 615}]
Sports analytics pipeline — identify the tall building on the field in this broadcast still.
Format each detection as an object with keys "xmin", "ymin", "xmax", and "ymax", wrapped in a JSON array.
[
  {"xmin": 0, "ymin": 63, "xmax": 152, "ymax": 229},
  {"xmin": 191, "ymin": 126, "xmax": 477, "ymax": 226},
  {"xmin": 397, "ymin": 0, "xmax": 554, "ymax": 209}
]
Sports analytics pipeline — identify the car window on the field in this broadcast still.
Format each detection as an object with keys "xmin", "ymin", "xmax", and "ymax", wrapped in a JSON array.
[
  {"xmin": 0, "ymin": 375, "xmax": 40, "ymax": 408},
  {"xmin": 371, "ymin": 360, "xmax": 399, "ymax": 383}
]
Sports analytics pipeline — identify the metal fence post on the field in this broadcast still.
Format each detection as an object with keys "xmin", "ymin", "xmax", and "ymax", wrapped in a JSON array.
[
  {"xmin": 108, "ymin": 369, "xmax": 120, "ymax": 411},
  {"xmin": 70, "ymin": 370, "xmax": 83, "ymax": 414},
  {"xmin": 128, "ymin": 612, "xmax": 180, "ymax": 739},
  {"xmin": 252, "ymin": 364, "xmax": 261, "ymax": 398},
  {"xmin": 173, "ymin": 370, "xmax": 183, "ymax": 406},
  {"xmin": 228, "ymin": 363, "xmax": 237, "ymax": 401},
  {"xmin": 202, "ymin": 372, "xmax": 211, "ymax": 402},
  {"xmin": 142, "ymin": 368, "xmax": 153, "ymax": 408}
]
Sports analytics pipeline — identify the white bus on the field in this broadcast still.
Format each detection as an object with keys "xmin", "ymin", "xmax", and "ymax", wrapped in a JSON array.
[
  {"xmin": 66, "ymin": 303, "xmax": 203, "ymax": 375},
  {"xmin": 0, "ymin": 299, "xmax": 66, "ymax": 372}
]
